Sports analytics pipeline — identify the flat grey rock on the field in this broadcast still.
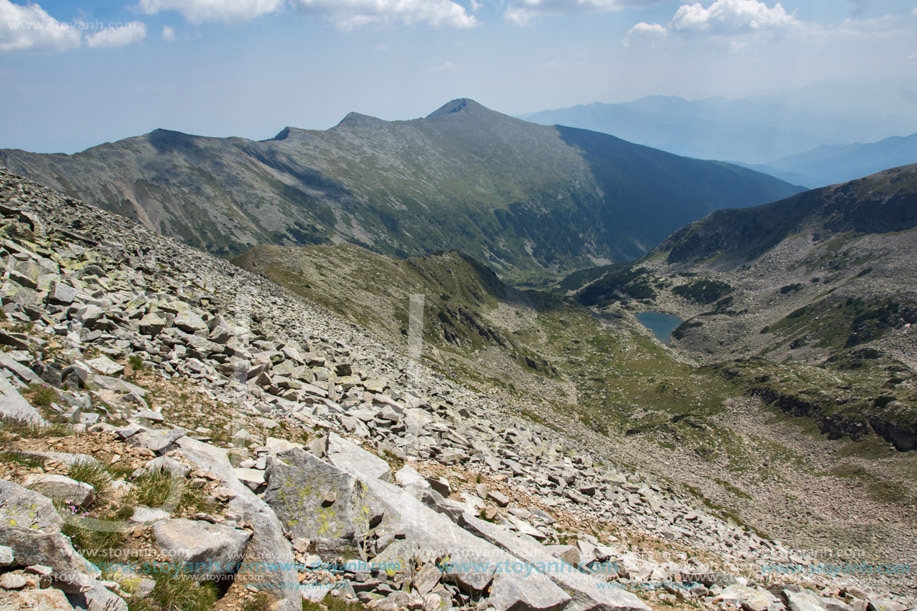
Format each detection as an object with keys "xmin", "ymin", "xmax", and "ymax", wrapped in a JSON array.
[
  {"xmin": 21, "ymin": 474, "xmax": 95, "ymax": 508},
  {"xmin": 153, "ymin": 519, "xmax": 252, "ymax": 578},
  {"xmin": 460, "ymin": 511, "xmax": 650, "ymax": 611},
  {"xmin": 0, "ymin": 528, "xmax": 99, "ymax": 592},
  {"xmin": 0, "ymin": 353, "xmax": 43, "ymax": 385},
  {"xmin": 326, "ymin": 432, "xmax": 392, "ymax": 482},
  {"xmin": 0, "ymin": 376, "xmax": 44, "ymax": 425},
  {"xmin": 87, "ymin": 355, "xmax": 123, "ymax": 376}
]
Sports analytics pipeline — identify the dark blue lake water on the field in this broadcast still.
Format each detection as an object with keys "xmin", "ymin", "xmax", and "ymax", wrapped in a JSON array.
[{"xmin": 635, "ymin": 311, "xmax": 683, "ymax": 345}]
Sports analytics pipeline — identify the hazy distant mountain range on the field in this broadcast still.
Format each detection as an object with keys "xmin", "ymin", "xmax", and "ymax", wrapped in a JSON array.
[
  {"xmin": 524, "ymin": 96, "xmax": 913, "ymax": 168},
  {"xmin": 741, "ymin": 133, "xmax": 917, "ymax": 188},
  {"xmin": 0, "ymin": 99, "xmax": 801, "ymax": 285}
]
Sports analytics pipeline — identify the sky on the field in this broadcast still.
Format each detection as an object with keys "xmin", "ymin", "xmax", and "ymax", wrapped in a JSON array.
[{"xmin": 1, "ymin": 0, "xmax": 916, "ymax": 153}]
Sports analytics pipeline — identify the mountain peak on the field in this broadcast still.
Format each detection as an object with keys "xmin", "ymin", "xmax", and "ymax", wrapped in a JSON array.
[
  {"xmin": 334, "ymin": 111, "xmax": 386, "ymax": 130},
  {"xmin": 426, "ymin": 98, "xmax": 488, "ymax": 119},
  {"xmin": 269, "ymin": 127, "xmax": 294, "ymax": 141}
]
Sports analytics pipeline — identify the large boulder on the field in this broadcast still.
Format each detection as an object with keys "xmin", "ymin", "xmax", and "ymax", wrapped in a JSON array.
[
  {"xmin": 152, "ymin": 519, "xmax": 252, "ymax": 580},
  {"xmin": 174, "ymin": 436, "xmax": 301, "ymax": 611},
  {"xmin": 269, "ymin": 444, "xmax": 571, "ymax": 611},
  {"xmin": 459, "ymin": 511, "xmax": 651, "ymax": 611},
  {"xmin": 0, "ymin": 376, "xmax": 44, "ymax": 425},
  {"xmin": 265, "ymin": 446, "xmax": 384, "ymax": 556}
]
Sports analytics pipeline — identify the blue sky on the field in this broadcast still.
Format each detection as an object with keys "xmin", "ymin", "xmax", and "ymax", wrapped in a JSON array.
[{"xmin": 1, "ymin": 0, "xmax": 915, "ymax": 152}]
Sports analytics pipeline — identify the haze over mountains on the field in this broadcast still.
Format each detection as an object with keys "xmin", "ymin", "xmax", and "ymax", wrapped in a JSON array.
[
  {"xmin": 744, "ymin": 133, "xmax": 917, "ymax": 188},
  {"xmin": 525, "ymin": 96, "xmax": 916, "ymax": 186},
  {"xmin": 0, "ymin": 98, "xmax": 801, "ymax": 284}
]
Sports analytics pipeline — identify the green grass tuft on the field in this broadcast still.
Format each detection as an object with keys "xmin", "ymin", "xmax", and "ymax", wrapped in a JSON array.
[
  {"xmin": 128, "ymin": 571, "xmax": 218, "ymax": 611},
  {"xmin": 68, "ymin": 460, "xmax": 112, "ymax": 496},
  {"xmin": 133, "ymin": 469, "xmax": 181, "ymax": 507}
]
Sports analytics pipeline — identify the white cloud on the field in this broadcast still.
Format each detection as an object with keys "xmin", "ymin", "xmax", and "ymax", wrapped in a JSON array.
[
  {"xmin": 913, "ymin": 7, "xmax": 917, "ymax": 16},
  {"xmin": 137, "ymin": 0, "xmax": 284, "ymax": 24},
  {"xmin": 436, "ymin": 60, "xmax": 462, "ymax": 71},
  {"xmin": 623, "ymin": 21, "xmax": 667, "ymax": 46},
  {"xmin": 505, "ymin": 0, "xmax": 668, "ymax": 26},
  {"xmin": 671, "ymin": 0, "xmax": 799, "ymax": 35},
  {"xmin": 162, "ymin": 25, "xmax": 176, "ymax": 41},
  {"xmin": 86, "ymin": 21, "xmax": 147, "ymax": 48},
  {"xmin": 0, "ymin": 0, "xmax": 82, "ymax": 52},
  {"xmin": 292, "ymin": 0, "xmax": 477, "ymax": 29}
]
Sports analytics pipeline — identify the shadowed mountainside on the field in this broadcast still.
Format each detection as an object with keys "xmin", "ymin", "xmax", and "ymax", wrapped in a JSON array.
[{"xmin": 0, "ymin": 99, "xmax": 802, "ymax": 285}]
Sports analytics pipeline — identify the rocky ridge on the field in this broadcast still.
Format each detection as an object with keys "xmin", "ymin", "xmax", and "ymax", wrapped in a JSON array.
[
  {"xmin": 0, "ymin": 99, "xmax": 802, "ymax": 285},
  {"xmin": 0, "ymin": 169, "xmax": 912, "ymax": 611}
]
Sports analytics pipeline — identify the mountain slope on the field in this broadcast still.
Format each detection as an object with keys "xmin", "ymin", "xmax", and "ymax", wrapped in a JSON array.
[
  {"xmin": 0, "ymin": 99, "xmax": 802, "ymax": 284},
  {"xmin": 3, "ymin": 168, "xmax": 916, "ymax": 603},
  {"xmin": 525, "ymin": 96, "xmax": 910, "ymax": 165},
  {"xmin": 235, "ymin": 244, "xmax": 564, "ymax": 388},
  {"xmin": 659, "ymin": 162, "xmax": 917, "ymax": 265},
  {"xmin": 564, "ymin": 164, "xmax": 917, "ymax": 451}
]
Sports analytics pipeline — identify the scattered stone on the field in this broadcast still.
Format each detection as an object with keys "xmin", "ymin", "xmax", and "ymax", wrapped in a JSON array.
[
  {"xmin": 0, "ymin": 545, "xmax": 13, "ymax": 567},
  {"xmin": 0, "ymin": 572, "xmax": 27, "ymax": 590},
  {"xmin": 87, "ymin": 355, "xmax": 124, "ymax": 376},
  {"xmin": 174, "ymin": 310, "xmax": 208, "ymax": 334},
  {"xmin": 48, "ymin": 281, "xmax": 77, "ymax": 305},
  {"xmin": 235, "ymin": 468, "xmax": 266, "ymax": 491},
  {"xmin": 487, "ymin": 490, "xmax": 510, "ymax": 507},
  {"xmin": 138, "ymin": 312, "xmax": 167, "ymax": 336}
]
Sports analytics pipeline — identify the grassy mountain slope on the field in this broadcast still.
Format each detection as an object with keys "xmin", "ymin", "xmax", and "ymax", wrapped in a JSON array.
[
  {"xmin": 0, "ymin": 99, "xmax": 802, "ymax": 285},
  {"xmin": 235, "ymin": 244, "xmax": 561, "ymax": 383},
  {"xmin": 563, "ymin": 164, "xmax": 917, "ymax": 452},
  {"xmin": 233, "ymin": 241, "xmax": 917, "ymax": 562},
  {"xmin": 235, "ymin": 242, "xmax": 747, "ymax": 435}
]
